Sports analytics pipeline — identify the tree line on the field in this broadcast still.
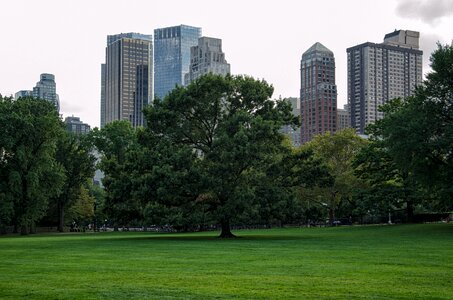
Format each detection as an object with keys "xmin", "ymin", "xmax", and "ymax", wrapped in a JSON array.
[
  {"xmin": 1, "ymin": 44, "xmax": 452, "ymax": 236},
  {"xmin": 0, "ymin": 96, "xmax": 98, "ymax": 234}
]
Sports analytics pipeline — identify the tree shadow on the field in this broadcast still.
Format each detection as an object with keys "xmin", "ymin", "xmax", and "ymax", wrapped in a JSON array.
[{"xmin": 83, "ymin": 232, "xmax": 317, "ymax": 244}]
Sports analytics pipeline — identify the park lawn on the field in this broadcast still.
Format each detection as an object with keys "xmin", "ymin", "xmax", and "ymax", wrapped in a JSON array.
[{"xmin": 0, "ymin": 224, "xmax": 452, "ymax": 299}]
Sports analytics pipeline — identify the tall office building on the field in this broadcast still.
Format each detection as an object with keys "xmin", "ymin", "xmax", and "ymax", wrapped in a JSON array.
[
  {"xmin": 280, "ymin": 97, "xmax": 302, "ymax": 147},
  {"xmin": 154, "ymin": 25, "xmax": 201, "ymax": 99},
  {"xmin": 347, "ymin": 30, "xmax": 423, "ymax": 134},
  {"xmin": 102, "ymin": 33, "xmax": 153, "ymax": 128},
  {"xmin": 300, "ymin": 42, "xmax": 337, "ymax": 143},
  {"xmin": 32, "ymin": 73, "xmax": 60, "ymax": 112},
  {"xmin": 185, "ymin": 36, "xmax": 230, "ymax": 84}
]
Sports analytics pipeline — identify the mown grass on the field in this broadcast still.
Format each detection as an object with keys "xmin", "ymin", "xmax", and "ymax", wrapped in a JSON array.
[{"xmin": 1, "ymin": 224, "xmax": 452, "ymax": 299}]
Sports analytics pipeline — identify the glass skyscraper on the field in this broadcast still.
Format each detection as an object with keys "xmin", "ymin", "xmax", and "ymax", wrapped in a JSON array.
[
  {"xmin": 154, "ymin": 25, "xmax": 201, "ymax": 99},
  {"xmin": 32, "ymin": 73, "xmax": 60, "ymax": 112}
]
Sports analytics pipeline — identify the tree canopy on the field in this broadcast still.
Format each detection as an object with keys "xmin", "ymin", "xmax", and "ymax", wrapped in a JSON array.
[
  {"xmin": 0, "ymin": 96, "xmax": 65, "ymax": 234},
  {"xmin": 302, "ymin": 129, "xmax": 367, "ymax": 224},
  {"xmin": 141, "ymin": 74, "xmax": 323, "ymax": 237},
  {"xmin": 53, "ymin": 132, "xmax": 96, "ymax": 231},
  {"xmin": 366, "ymin": 43, "xmax": 453, "ymax": 211}
]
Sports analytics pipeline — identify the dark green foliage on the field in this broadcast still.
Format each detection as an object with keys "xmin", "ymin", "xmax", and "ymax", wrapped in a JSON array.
[
  {"xmin": 143, "ymin": 74, "xmax": 322, "ymax": 236},
  {"xmin": 301, "ymin": 129, "xmax": 368, "ymax": 224},
  {"xmin": 366, "ymin": 43, "xmax": 453, "ymax": 211},
  {"xmin": 52, "ymin": 132, "xmax": 96, "ymax": 231},
  {"xmin": 0, "ymin": 96, "xmax": 64, "ymax": 234},
  {"xmin": 90, "ymin": 121, "xmax": 140, "ymax": 228}
]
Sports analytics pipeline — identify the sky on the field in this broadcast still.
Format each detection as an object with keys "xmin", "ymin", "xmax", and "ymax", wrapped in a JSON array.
[{"xmin": 1, "ymin": 0, "xmax": 452, "ymax": 128}]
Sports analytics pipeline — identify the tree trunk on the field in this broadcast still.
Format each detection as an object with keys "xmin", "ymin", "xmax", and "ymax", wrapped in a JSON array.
[
  {"xmin": 328, "ymin": 208, "xmax": 335, "ymax": 226},
  {"xmin": 406, "ymin": 200, "xmax": 414, "ymax": 223},
  {"xmin": 219, "ymin": 219, "xmax": 236, "ymax": 238},
  {"xmin": 20, "ymin": 224, "xmax": 28, "ymax": 235},
  {"xmin": 58, "ymin": 201, "xmax": 65, "ymax": 232},
  {"xmin": 30, "ymin": 223, "xmax": 36, "ymax": 234}
]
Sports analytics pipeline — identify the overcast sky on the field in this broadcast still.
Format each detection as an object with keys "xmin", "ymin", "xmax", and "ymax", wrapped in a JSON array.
[{"xmin": 1, "ymin": 0, "xmax": 452, "ymax": 128}]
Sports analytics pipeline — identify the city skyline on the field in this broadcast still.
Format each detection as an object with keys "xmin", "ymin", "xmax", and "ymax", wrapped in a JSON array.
[{"xmin": 1, "ymin": 0, "xmax": 452, "ymax": 128}]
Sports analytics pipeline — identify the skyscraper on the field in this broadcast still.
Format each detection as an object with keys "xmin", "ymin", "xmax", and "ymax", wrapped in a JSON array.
[
  {"xmin": 185, "ymin": 36, "xmax": 230, "ymax": 84},
  {"xmin": 347, "ymin": 30, "xmax": 423, "ymax": 134},
  {"xmin": 102, "ymin": 33, "xmax": 153, "ymax": 128},
  {"xmin": 300, "ymin": 42, "xmax": 337, "ymax": 143},
  {"xmin": 32, "ymin": 73, "xmax": 60, "ymax": 112},
  {"xmin": 154, "ymin": 25, "xmax": 201, "ymax": 99}
]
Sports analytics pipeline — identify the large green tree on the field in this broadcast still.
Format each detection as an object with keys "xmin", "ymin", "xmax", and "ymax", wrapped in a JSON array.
[
  {"xmin": 368, "ymin": 44, "xmax": 453, "ymax": 210},
  {"xmin": 353, "ymin": 138, "xmax": 421, "ymax": 222},
  {"xmin": 144, "ymin": 74, "xmax": 313, "ymax": 237},
  {"xmin": 0, "ymin": 96, "xmax": 64, "ymax": 234},
  {"xmin": 90, "ymin": 121, "xmax": 140, "ymax": 228},
  {"xmin": 53, "ymin": 132, "xmax": 96, "ymax": 232},
  {"xmin": 302, "ymin": 129, "xmax": 368, "ymax": 224}
]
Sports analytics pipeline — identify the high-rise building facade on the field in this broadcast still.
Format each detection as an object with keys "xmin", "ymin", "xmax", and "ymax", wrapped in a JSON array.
[
  {"xmin": 32, "ymin": 73, "xmax": 60, "ymax": 112},
  {"xmin": 103, "ymin": 33, "xmax": 153, "ymax": 128},
  {"xmin": 300, "ymin": 42, "xmax": 337, "ymax": 143},
  {"xmin": 185, "ymin": 36, "xmax": 230, "ymax": 84},
  {"xmin": 347, "ymin": 30, "xmax": 423, "ymax": 134},
  {"xmin": 64, "ymin": 116, "xmax": 91, "ymax": 134},
  {"xmin": 154, "ymin": 25, "xmax": 201, "ymax": 99},
  {"xmin": 280, "ymin": 97, "xmax": 302, "ymax": 147},
  {"xmin": 337, "ymin": 104, "xmax": 351, "ymax": 131},
  {"xmin": 100, "ymin": 63, "xmax": 106, "ymax": 128}
]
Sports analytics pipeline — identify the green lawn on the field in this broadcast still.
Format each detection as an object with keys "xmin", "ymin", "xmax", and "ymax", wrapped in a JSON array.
[{"xmin": 0, "ymin": 224, "xmax": 452, "ymax": 299}]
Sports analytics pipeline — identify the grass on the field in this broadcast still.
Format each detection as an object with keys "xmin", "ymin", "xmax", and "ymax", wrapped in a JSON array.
[{"xmin": 0, "ymin": 224, "xmax": 453, "ymax": 299}]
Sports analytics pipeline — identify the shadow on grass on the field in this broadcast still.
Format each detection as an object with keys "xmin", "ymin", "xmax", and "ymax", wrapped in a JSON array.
[{"xmin": 83, "ymin": 232, "xmax": 318, "ymax": 244}]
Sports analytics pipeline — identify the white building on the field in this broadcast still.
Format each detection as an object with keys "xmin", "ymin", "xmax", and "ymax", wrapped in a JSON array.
[{"xmin": 347, "ymin": 30, "xmax": 423, "ymax": 134}]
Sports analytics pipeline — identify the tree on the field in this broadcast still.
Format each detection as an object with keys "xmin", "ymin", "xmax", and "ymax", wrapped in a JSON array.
[
  {"xmin": 90, "ymin": 121, "xmax": 140, "ymax": 228},
  {"xmin": 301, "ymin": 129, "xmax": 368, "ymax": 224},
  {"xmin": 144, "ymin": 74, "xmax": 311, "ymax": 237},
  {"xmin": 53, "ymin": 132, "xmax": 96, "ymax": 232},
  {"xmin": 353, "ymin": 139, "xmax": 421, "ymax": 222},
  {"xmin": 0, "ymin": 96, "xmax": 64, "ymax": 234},
  {"xmin": 247, "ymin": 144, "xmax": 332, "ymax": 226},
  {"xmin": 368, "ymin": 43, "xmax": 453, "ymax": 211},
  {"xmin": 67, "ymin": 183, "xmax": 96, "ymax": 228},
  {"xmin": 0, "ymin": 96, "xmax": 15, "ymax": 233}
]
